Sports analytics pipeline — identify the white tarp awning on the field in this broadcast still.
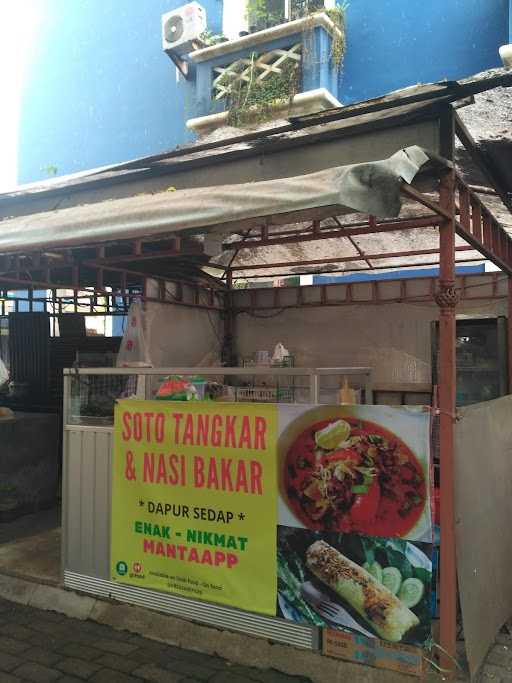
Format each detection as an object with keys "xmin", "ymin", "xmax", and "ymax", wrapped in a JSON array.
[{"xmin": 0, "ymin": 146, "xmax": 443, "ymax": 254}]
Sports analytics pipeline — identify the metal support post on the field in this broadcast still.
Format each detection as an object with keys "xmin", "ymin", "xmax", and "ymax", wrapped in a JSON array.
[
  {"xmin": 309, "ymin": 372, "xmax": 320, "ymax": 404},
  {"xmin": 222, "ymin": 270, "xmax": 236, "ymax": 366},
  {"xmin": 436, "ymin": 171, "xmax": 459, "ymax": 674}
]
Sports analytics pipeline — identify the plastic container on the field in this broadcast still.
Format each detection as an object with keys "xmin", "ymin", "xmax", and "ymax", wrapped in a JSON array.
[{"xmin": 191, "ymin": 380, "xmax": 206, "ymax": 401}]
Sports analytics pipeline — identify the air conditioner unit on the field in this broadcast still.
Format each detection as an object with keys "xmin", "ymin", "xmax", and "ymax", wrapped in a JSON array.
[{"xmin": 162, "ymin": 2, "xmax": 207, "ymax": 56}]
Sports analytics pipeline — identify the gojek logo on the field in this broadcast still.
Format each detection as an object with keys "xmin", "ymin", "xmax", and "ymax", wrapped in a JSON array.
[{"xmin": 116, "ymin": 561, "xmax": 128, "ymax": 576}]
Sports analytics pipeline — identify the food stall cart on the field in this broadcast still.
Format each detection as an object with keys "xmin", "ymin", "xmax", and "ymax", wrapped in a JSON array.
[
  {"xmin": 1, "ymin": 75, "xmax": 512, "ymax": 680},
  {"xmin": 62, "ymin": 366, "xmax": 373, "ymax": 648}
]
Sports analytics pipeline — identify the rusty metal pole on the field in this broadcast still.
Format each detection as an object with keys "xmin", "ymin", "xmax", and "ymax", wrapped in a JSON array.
[
  {"xmin": 436, "ymin": 170, "xmax": 458, "ymax": 673},
  {"xmin": 223, "ymin": 269, "xmax": 235, "ymax": 366}
]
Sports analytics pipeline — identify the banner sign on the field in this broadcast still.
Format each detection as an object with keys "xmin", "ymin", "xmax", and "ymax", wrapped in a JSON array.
[
  {"xmin": 112, "ymin": 401, "xmax": 432, "ymax": 649},
  {"xmin": 111, "ymin": 401, "xmax": 278, "ymax": 614}
]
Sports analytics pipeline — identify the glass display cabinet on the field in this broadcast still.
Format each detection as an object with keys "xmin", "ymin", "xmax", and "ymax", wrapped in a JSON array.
[{"xmin": 431, "ymin": 317, "xmax": 508, "ymax": 407}]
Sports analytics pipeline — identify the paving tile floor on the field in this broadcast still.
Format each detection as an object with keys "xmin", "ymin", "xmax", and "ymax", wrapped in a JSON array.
[{"xmin": 0, "ymin": 598, "xmax": 313, "ymax": 683}]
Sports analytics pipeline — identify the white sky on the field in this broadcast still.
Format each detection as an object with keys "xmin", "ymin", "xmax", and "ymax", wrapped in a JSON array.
[{"xmin": 0, "ymin": 1, "xmax": 43, "ymax": 191}]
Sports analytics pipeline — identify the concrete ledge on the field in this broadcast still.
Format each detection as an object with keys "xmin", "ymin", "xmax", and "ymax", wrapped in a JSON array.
[
  {"xmin": 0, "ymin": 573, "xmax": 95, "ymax": 619},
  {"xmin": 189, "ymin": 13, "xmax": 342, "ymax": 63},
  {"xmin": 0, "ymin": 573, "xmax": 37, "ymax": 605},
  {"xmin": 187, "ymin": 88, "xmax": 342, "ymax": 137},
  {"xmin": 0, "ymin": 571, "xmax": 461, "ymax": 682}
]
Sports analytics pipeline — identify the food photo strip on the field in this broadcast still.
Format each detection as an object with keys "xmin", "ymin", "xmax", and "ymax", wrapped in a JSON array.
[{"xmin": 276, "ymin": 405, "xmax": 434, "ymax": 647}]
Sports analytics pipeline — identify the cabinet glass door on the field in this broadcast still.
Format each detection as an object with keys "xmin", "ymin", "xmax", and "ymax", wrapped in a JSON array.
[
  {"xmin": 455, "ymin": 320, "xmax": 499, "ymax": 406},
  {"xmin": 431, "ymin": 317, "xmax": 508, "ymax": 407}
]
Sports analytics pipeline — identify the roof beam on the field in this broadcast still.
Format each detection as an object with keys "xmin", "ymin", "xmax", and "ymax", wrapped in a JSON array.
[
  {"xmin": 454, "ymin": 112, "xmax": 512, "ymax": 212},
  {"xmin": 400, "ymin": 184, "xmax": 453, "ymax": 220},
  {"xmin": 233, "ymin": 271, "xmax": 505, "ymax": 311},
  {"xmin": 0, "ymin": 269, "xmax": 224, "ymax": 311},
  {"xmin": 333, "ymin": 216, "xmax": 373, "ymax": 270},
  {"xmin": 227, "ymin": 215, "xmax": 444, "ymax": 251},
  {"xmin": 89, "ymin": 247, "xmax": 204, "ymax": 266},
  {"xmin": 237, "ymin": 256, "xmax": 485, "ymax": 280},
  {"xmin": 231, "ymin": 246, "xmax": 474, "ymax": 272}
]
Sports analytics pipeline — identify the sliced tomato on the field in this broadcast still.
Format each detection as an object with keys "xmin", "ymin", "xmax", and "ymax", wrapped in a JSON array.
[
  {"xmin": 302, "ymin": 480, "xmax": 323, "ymax": 501},
  {"xmin": 340, "ymin": 516, "xmax": 353, "ymax": 533},
  {"xmin": 350, "ymin": 479, "xmax": 381, "ymax": 525},
  {"xmin": 321, "ymin": 448, "xmax": 361, "ymax": 467}
]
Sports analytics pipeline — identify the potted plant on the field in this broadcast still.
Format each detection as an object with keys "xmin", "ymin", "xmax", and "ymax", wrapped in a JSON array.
[{"xmin": 247, "ymin": 0, "xmax": 285, "ymax": 32}]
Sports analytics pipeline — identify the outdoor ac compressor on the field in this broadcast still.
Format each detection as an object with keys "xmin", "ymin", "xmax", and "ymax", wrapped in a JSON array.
[{"xmin": 161, "ymin": 2, "xmax": 207, "ymax": 56}]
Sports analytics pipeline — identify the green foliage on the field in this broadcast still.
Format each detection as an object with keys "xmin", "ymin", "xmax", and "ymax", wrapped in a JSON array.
[
  {"xmin": 41, "ymin": 164, "xmax": 58, "ymax": 177},
  {"xmin": 199, "ymin": 30, "xmax": 228, "ymax": 46},
  {"xmin": 325, "ymin": 5, "xmax": 347, "ymax": 68},
  {"xmin": 246, "ymin": 0, "xmax": 284, "ymax": 31},
  {"xmin": 224, "ymin": 54, "xmax": 300, "ymax": 127},
  {"xmin": 290, "ymin": 0, "xmax": 325, "ymax": 20},
  {"xmin": 219, "ymin": 2, "xmax": 348, "ymax": 128},
  {"xmin": 301, "ymin": 4, "xmax": 348, "ymax": 70}
]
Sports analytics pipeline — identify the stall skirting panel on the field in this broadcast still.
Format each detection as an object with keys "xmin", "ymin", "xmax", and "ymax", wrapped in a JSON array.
[
  {"xmin": 63, "ymin": 570, "xmax": 318, "ymax": 650},
  {"xmin": 63, "ymin": 427, "xmax": 112, "ymax": 579}
]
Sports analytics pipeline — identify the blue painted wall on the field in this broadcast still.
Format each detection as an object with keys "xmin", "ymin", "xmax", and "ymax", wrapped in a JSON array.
[
  {"xmin": 312, "ymin": 264, "xmax": 485, "ymax": 285},
  {"xmin": 17, "ymin": 0, "xmax": 508, "ymax": 184},
  {"xmin": 18, "ymin": 0, "xmax": 223, "ymax": 184},
  {"xmin": 341, "ymin": 0, "xmax": 508, "ymax": 104}
]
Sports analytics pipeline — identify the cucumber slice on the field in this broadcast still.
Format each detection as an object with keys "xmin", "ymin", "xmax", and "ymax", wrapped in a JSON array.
[
  {"xmin": 363, "ymin": 561, "xmax": 383, "ymax": 584},
  {"xmin": 398, "ymin": 577, "xmax": 425, "ymax": 608},
  {"xmin": 382, "ymin": 566, "xmax": 402, "ymax": 595}
]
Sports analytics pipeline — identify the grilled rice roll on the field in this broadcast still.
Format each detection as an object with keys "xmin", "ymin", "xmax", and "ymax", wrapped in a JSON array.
[{"xmin": 306, "ymin": 540, "xmax": 420, "ymax": 642}]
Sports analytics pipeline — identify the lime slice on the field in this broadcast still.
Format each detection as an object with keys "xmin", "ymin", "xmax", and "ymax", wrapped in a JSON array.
[
  {"xmin": 382, "ymin": 567, "xmax": 402, "ymax": 595},
  {"xmin": 363, "ymin": 561, "xmax": 383, "ymax": 584},
  {"xmin": 398, "ymin": 578, "xmax": 425, "ymax": 608},
  {"xmin": 314, "ymin": 420, "xmax": 351, "ymax": 450}
]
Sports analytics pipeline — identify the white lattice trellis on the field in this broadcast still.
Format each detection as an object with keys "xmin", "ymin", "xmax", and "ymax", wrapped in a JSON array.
[{"xmin": 212, "ymin": 43, "xmax": 302, "ymax": 101}]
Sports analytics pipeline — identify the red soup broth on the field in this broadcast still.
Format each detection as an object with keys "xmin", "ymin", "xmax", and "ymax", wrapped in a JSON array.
[{"xmin": 284, "ymin": 417, "xmax": 427, "ymax": 538}]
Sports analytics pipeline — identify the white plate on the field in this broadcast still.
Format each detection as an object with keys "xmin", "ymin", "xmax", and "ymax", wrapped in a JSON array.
[{"xmin": 405, "ymin": 541, "xmax": 432, "ymax": 571}]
